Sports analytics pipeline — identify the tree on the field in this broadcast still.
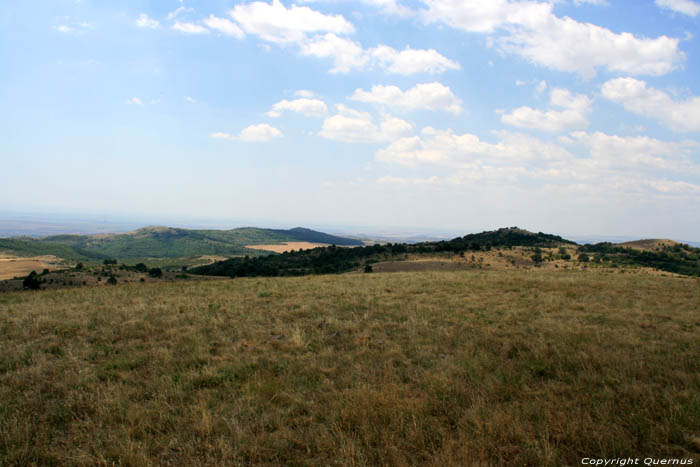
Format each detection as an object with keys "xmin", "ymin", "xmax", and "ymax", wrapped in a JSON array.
[
  {"xmin": 103, "ymin": 259, "xmax": 117, "ymax": 266},
  {"xmin": 23, "ymin": 271, "xmax": 41, "ymax": 290},
  {"xmin": 578, "ymin": 253, "xmax": 590, "ymax": 262},
  {"xmin": 364, "ymin": 264, "xmax": 373, "ymax": 273}
]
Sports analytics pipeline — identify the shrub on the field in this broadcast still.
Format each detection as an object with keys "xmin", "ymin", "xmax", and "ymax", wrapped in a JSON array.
[{"xmin": 148, "ymin": 268, "xmax": 163, "ymax": 278}]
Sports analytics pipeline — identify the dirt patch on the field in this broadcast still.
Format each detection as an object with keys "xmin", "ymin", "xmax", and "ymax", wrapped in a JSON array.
[{"xmin": 246, "ymin": 242, "xmax": 329, "ymax": 253}]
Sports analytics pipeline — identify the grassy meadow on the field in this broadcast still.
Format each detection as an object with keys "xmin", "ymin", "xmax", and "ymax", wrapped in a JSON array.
[{"xmin": 0, "ymin": 270, "xmax": 699, "ymax": 465}]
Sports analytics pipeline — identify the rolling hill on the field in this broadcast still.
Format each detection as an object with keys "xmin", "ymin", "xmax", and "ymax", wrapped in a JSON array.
[
  {"xmin": 0, "ymin": 226, "xmax": 363, "ymax": 263},
  {"xmin": 191, "ymin": 227, "xmax": 579, "ymax": 278}
]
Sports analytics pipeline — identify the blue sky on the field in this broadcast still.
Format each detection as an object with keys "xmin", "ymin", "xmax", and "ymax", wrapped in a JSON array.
[{"xmin": 2, "ymin": 0, "xmax": 700, "ymax": 239}]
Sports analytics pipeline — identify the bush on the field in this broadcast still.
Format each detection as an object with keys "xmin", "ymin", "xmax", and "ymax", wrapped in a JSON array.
[
  {"xmin": 364, "ymin": 264, "xmax": 373, "ymax": 273},
  {"xmin": 578, "ymin": 253, "xmax": 590, "ymax": 262},
  {"xmin": 148, "ymin": 268, "xmax": 163, "ymax": 278},
  {"xmin": 106, "ymin": 276, "xmax": 117, "ymax": 285},
  {"xmin": 103, "ymin": 259, "xmax": 117, "ymax": 266}
]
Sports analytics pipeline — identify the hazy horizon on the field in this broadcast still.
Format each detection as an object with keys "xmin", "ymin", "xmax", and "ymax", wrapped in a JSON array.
[
  {"xmin": 2, "ymin": 1, "xmax": 700, "ymax": 240},
  {"xmin": 2, "ymin": 209, "xmax": 700, "ymax": 246}
]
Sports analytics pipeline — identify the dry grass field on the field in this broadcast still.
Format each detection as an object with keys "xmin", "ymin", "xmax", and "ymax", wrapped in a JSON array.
[
  {"xmin": 245, "ymin": 242, "xmax": 330, "ymax": 253},
  {"xmin": 0, "ymin": 255, "xmax": 67, "ymax": 281},
  {"xmin": 1, "ymin": 269, "xmax": 699, "ymax": 465}
]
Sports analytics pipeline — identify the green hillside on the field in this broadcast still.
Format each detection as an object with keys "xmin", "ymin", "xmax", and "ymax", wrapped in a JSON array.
[
  {"xmin": 191, "ymin": 227, "xmax": 578, "ymax": 278},
  {"xmin": 0, "ymin": 226, "xmax": 362, "ymax": 262}
]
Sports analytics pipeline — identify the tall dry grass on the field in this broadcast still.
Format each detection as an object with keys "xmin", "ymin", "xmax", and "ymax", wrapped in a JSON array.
[{"xmin": 0, "ymin": 270, "xmax": 698, "ymax": 465}]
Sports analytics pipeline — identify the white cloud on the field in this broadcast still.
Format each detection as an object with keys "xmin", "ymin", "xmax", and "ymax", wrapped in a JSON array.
[
  {"xmin": 167, "ymin": 5, "xmax": 192, "ymax": 21},
  {"xmin": 601, "ymin": 77, "xmax": 700, "ymax": 132},
  {"xmin": 361, "ymin": 0, "xmax": 414, "ymax": 17},
  {"xmin": 223, "ymin": 1, "xmax": 458, "ymax": 75},
  {"xmin": 203, "ymin": 15, "xmax": 244, "ymax": 38},
  {"xmin": 421, "ymin": 0, "xmax": 684, "ymax": 78},
  {"xmin": 351, "ymin": 82, "xmax": 463, "ymax": 114},
  {"xmin": 573, "ymin": 0, "xmax": 609, "ymax": 5},
  {"xmin": 369, "ymin": 45, "xmax": 460, "ymax": 75},
  {"xmin": 373, "ymin": 126, "xmax": 700, "ymax": 202},
  {"xmin": 127, "ymin": 97, "xmax": 144, "ymax": 106},
  {"xmin": 172, "ymin": 21, "xmax": 210, "ymax": 34},
  {"xmin": 53, "ymin": 22, "xmax": 92, "ymax": 34},
  {"xmin": 375, "ymin": 127, "xmax": 572, "ymax": 167},
  {"xmin": 655, "ymin": 0, "xmax": 700, "ymax": 16},
  {"xmin": 300, "ymin": 34, "xmax": 459, "ymax": 74},
  {"xmin": 501, "ymin": 87, "xmax": 592, "ymax": 132},
  {"xmin": 185, "ymin": 96, "xmax": 196, "ymax": 103},
  {"xmin": 211, "ymin": 124, "xmax": 283, "ymax": 142},
  {"xmin": 569, "ymin": 131, "xmax": 700, "ymax": 174},
  {"xmin": 300, "ymin": 34, "xmax": 369, "ymax": 73},
  {"xmin": 319, "ymin": 105, "xmax": 412, "ymax": 143},
  {"xmin": 422, "ymin": 0, "xmax": 551, "ymax": 33},
  {"xmin": 136, "ymin": 13, "xmax": 160, "ymax": 29},
  {"xmin": 295, "ymin": 90, "xmax": 315, "ymax": 98},
  {"xmin": 230, "ymin": 0, "xmax": 354, "ymax": 44},
  {"xmin": 266, "ymin": 98, "xmax": 328, "ymax": 117},
  {"xmin": 54, "ymin": 25, "xmax": 75, "ymax": 33}
]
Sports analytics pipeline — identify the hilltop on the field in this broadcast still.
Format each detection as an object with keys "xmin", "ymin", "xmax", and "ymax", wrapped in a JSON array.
[
  {"xmin": 0, "ymin": 226, "xmax": 363, "ymax": 264},
  {"xmin": 616, "ymin": 238, "xmax": 681, "ymax": 251}
]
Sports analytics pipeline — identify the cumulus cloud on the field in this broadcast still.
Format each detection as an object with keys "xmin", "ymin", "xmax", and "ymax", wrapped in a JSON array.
[
  {"xmin": 300, "ymin": 34, "xmax": 369, "ymax": 72},
  {"xmin": 203, "ymin": 15, "xmax": 244, "ymax": 38},
  {"xmin": 300, "ymin": 34, "xmax": 460, "ymax": 74},
  {"xmin": 351, "ymin": 82, "xmax": 463, "ymax": 114},
  {"xmin": 172, "ymin": 21, "xmax": 210, "ymax": 34},
  {"xmin": 375, "ymin": 127, "xmax": 572, "ymax": 167},
  {"xmin": 420, "ymin": 0, "xmax": 684, "ymax": 77},
  {"xmin": 136, "ymin": 14, "xmax": 160, "ymax": 29},
  {"xmin": 601, "ymin": 77, "xmax": 700, "ymax": 132},
  {"xmin": 266, "ymin": 98, "xmax": 328, "ymax": 117},
  {"xmin": 374, "ymin": 125, "xmax": 700, "ymax": 202},
  {"xmin": 211, "ymin": 124, "xmax": 283, "ymax": 142},
  {"xmin": 230, "ymin": 0, "xmax": 354, "ymax": 44},
  {"xmin": 222, "ymin": 1, "xmax": 459, "ymax": 74},
  {"xmin": 371, "ymin": 45, "xmax": 460, "ymax": 75},
  {"xmin": 655, "ymin": 0, "xmax": 700, "ymax": 16},
  {"xmin": 319, "ymin": 105, "xmax": 412, "ymax": 143},
  {"xmin": 501, "ymin": 87, "xmax": 592, "ymax": 132},
  {"xmin": 569, "ymin": 131, "xmax": 700, "ymax": 173}
]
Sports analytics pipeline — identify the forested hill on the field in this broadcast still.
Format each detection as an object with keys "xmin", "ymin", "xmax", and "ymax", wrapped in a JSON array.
[
  {"xmin": 0, "ymin": 226, "xmax": 362, "ymax": 261},
  {"xmin": 191, "ymin": 227, "xmax": 578, "ymax": 278},
  {"xmin": 269, "ymin": 227, "xmax": 363, "ymax": 246},
  {"xmin": 452, "ymin": 227, "xmax": 576, "ymax": 249}
]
